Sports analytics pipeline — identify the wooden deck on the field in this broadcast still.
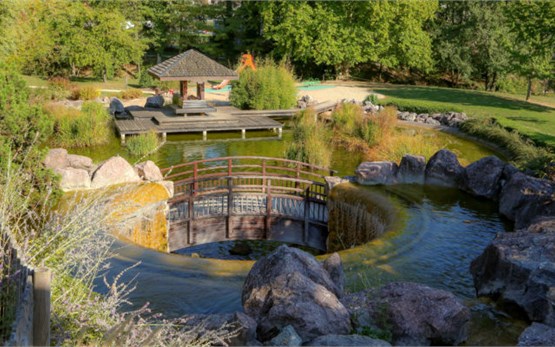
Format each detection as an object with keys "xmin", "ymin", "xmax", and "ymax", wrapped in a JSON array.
[{"xmin": 230, "ymin": 100, "xmax": 337, "ymax": 118}]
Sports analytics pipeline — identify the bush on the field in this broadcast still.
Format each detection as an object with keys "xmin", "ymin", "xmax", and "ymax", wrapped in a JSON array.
[
  {"xmin": 364, "ymin": 93, "xmax": 379, "ymax": 105},
  {"xmin": 459, "ymin": 118, "xmax": 554, "ymax": 175},
  {"xmin": 118, "ymin": 88, "xmax": 144, "ymax": 100},
  {"xmin": 332, "ymin": 103, "xmax": 374, "ymax": 145},
  {"xmin": 285, "ymin": 109, "xmax": 332, "ymax": 167},
  {"xmin": 230, "ymin": 60, "xmax": 297, "ymax": 110},
  {"xmin": 46, "ymin": 102, "xmax": 113, "ymax": 147},
  {"xmin": 138, "ymin": 68, "xmax": 156, "ymax": 88},
  {"xmin": 47, "ymin": 77, "xmax": 73, "ymax": 100},
  {"xmin": 126, "ymin": 130, "xmax": 161, "ymax": 157},
  {"xmin": 72, "ymin": 86, "xmax": 100, "ymax": 101},
  {"xmin": 376, "ymin": 99, "xmax": 463, "ymax": 114}
]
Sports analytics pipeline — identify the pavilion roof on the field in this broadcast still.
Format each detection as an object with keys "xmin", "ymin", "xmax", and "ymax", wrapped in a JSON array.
[{"xmin": 148, "ymin": 49, "xmax": 238, "ymax": 82}]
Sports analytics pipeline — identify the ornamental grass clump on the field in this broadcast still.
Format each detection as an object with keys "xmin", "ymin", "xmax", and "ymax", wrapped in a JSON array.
[
  {"xmin": 126, "ymin": 130, "xmax": 161, "ymax": 157},
  {"xmin": 46, "ymin": 102, "xmax": 113, "ymax": 148},
  {"xmin": 286, "ymin": 108, "xmax": 332, "ymax": 168},
  {"xmin": 230, "ymin": 59, "xmax": 297, "ymax": 110}
]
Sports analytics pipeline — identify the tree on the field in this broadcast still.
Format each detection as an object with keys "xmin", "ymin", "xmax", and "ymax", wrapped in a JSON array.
[{"xmin": 506, "ymin": 1, "xmax": 555, "ymax": 100}]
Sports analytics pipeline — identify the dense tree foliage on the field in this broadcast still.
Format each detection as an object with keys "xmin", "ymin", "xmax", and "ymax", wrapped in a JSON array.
[{"xmin": 0, "ymin": 0, "xmax": 552, "ymax": 99}]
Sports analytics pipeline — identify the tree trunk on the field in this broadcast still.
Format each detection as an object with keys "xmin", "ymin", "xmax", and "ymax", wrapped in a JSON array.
[
  {"xmin": 103, "ymin": 69, "xmax": 107, "ymax": 84},
  {"xmin": 526, "ymin": 77, "xmax": 532, "ymax": 101},
  {"xmin": 378, "ymin": 63, "xmax": 383, "ymax": 82},
  {"xmin": 484, "ymin": 71, "xmax": 489, "ymax": 91},
  {"xmin": 489, "ymin": 72, "xmax": 497, "ymax": 91}
]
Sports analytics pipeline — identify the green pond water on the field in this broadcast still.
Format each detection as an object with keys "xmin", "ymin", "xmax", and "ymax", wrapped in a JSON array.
[{"xmin": 90, "ymin": 128, "xmax": 525, "ymax": 345}]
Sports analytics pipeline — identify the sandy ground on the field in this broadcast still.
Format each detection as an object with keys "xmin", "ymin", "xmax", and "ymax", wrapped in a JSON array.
[{"xmin": 121, "ymin": 81, "xmax": 381, "ymax": 108}]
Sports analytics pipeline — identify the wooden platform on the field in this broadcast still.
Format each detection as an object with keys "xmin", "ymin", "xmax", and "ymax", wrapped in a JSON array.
[
  {"xmin": 230, "ymin": 100, "xmax": 337, "ymax": 118},
  {"xmin": 115, "ymin": 106, "xmax": 283, "ymax": 142}
]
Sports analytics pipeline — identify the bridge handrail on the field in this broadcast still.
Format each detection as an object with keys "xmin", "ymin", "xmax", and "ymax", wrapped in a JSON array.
[{"xmin": 161, "ymin": 156, "xmax": 336, "ymax": 183}]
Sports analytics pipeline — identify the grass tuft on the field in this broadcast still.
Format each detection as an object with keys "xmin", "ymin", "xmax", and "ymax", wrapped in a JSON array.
[
  {"xmin": 126, "ymin": 131, "xmax": 161, "ymax": 157},
  {"xmin": 285, "ymin": 108, "xmax": 332, "ymax": 168}
]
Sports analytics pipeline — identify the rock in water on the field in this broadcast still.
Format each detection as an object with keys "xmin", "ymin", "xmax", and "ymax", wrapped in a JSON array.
[
  {"xmin": 269, "ymin": 325, "xmax": 302, "ymax": 346},
  {"xmin": 342, "ymin": 283, "xmax": 470, "ymax": 346},
  {"xmin": 459, "ymin": 156, "xmax": 506, "ymax": 199},
  {"xmin": 470, "ymin": 221, "xmax": 555, "ymax": 325},
  {"xmin": 144, "ymin": 94, "xmax": 165, "ymax": 108},
  {"xmin": 44, "ymin": 148, "xmax": 68, "ymax": 170},
  {"xmin": 355, "ymin": 161, "xmax": 398, "ymax": 185},
  {"xmin": 91, "ymin": 156, "xmax": 141, "ymax": 189},
  {"xmin": 518, "ymin": 323, "xmax": 555, "ymax": 346},
  {"xmin": 498, "ymin": 172, "xmax": 555, "ymax": 229},
  {"xmin": 305, "ymin": 334, "xmax": 391, "ymax": 346},
  {"xmin": 67, "ymin": 154, "xmax": 94, "ymax": 171},
  {"xmin": 134, "ymin": 160, "xmax": 163, "ymax": 182},
  {"xmin": 242, "ymin": 246, "xmax": 350, "ymax": 342},
  {"xmin": 397, "ymin": 154, "xmax": 426, "ymax": 184},
  {"xmin": 425, "ymin": 149, "xmax": 464, "ymax": 187}
]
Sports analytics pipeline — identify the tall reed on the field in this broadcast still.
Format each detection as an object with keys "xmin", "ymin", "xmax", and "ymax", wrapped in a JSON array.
[{"xmin": 286, "ymin": 108, "xmax": 332, "ymax": 168}]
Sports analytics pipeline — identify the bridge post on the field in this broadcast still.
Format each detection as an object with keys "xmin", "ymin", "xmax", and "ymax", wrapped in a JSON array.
[
  {"xmin": 262, "ymin": 160, "xmax": 266, "ymax": 194},
  {"xmin": 188, "ymin": 182, "xmax": 194, "ymax": 244},
  {"xmin": 227, "ymin": 159, "xmax": 233, "ymax": 239},
  {"xmin": 265, "ymin": 179, "xmax": 272, "ymax": 237},
  {"xmin": 241, "ymin": 129, "xmax": 246, "ymax": 139},
  {"xmin": 193, "ymin": 163, "xmax": 198, "ymax": 196},
  {"xmin": 303, "ymin": 186, "xmax": 310, "ymax": 243}
]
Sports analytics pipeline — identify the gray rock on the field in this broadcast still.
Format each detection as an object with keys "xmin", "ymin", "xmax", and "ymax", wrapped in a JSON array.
[
  {"xmin": 91, "ymin": 156, "xmax": 141, "ymax": 189},
  {"xmin": 343, "ymin": 283, "xmax": 470, "ymax": 346},
  {"xmin": 322, "ymin": 252, "xmax": 345, "ymax": 298},
  {"xmin": 268, "ymin": 325, "xmax": 302, "ymax": 346},
  {"xmin": 109, "ymin": 97, "xmax": 125, "ymax": 115},
  {"xmin": 425, "ymin": 149, "xmax": 464, "ymax": 187},
  {"xmin": 397, "ymin": 154, "xmax": 426, "ymax": 184},
  {"xmin": 179, "ymin": 312, "xmax": 257, "ymax": 346},
  {"xmin": 459, "ymin": 156, "xmax": 506, "ymax": 199},
  {"xmin": 135, "ymin": 160, "xmax": 163, "ymax": 182},
  {"xmin": 470, "ymin": 223, "xmax": 555, "ymax": 326},
  {"xmin": 44, "ymin": 148, "xmax": 68, "ymax": 170},
  {"xmin": 324, "ymin": 176, "xmax": 351, "ymax": 191},
  {"xmin": 518, "ymin": 323, "xmax": 555, "ymax": 346},
  {"xmin": 242, "ymin": 246, "xmax": 350, "ymax": 342},
  {"xmin": 424, "ymin": 117, "xmax": 441, "ymax": 126},
  {"xmin": 498, "ymin": 172, "xmax": 555, "ymax": 229},
  {"xmin": 355, "ymin": 161, "xmax": 398, "ymax": 185},
  {"xmin": 55, "ymin": 167, "xmax": 91, "ymax": 191},
  {"xmin": 305, "ymin": 334, "xmax": 391, "ymax": 346},
  {"xmin": 67, "ymin": 154, "xmax": 94, "ymax": 171},
  {"xmin": 145, "ymin": 94, "xmax": 165, "ymax": 108},
  {"xmin": 159, "ymin": 180, "xmax": 174, "ymax": 198}
]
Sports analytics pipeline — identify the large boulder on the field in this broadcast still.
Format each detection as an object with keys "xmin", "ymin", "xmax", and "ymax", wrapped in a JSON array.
[
  {"xmin": 109, "ymin": 97, "xmax": 125, "ymax": 116},
  {"xmin": 242, "ymin": 246, "xmax": 350, "ymax": 342},
  {"xmin": 44, "ymin": 148, "xmax": 68, "ymax": 170},
  {"xmin": 424, "ymin": 149, "xmax": 464, "ymax": 187},
  {"xmin": 268, "ymin": 325, "xmax": 302, "ymax": 346},
  {"xmin": 305, "ymin": 334, "xmax": 391, "ymax": 347},
  {"xmin": 322, "ymin": 252, "xmax": 345, "ymax": 298},
  {"xmin": 179, "ymin": 312, "xmax": 257, "ymax": 346},
  {"xmin": 144, "ymin": 94, "xmax": 165, "ymax": 108},
  {"xmin": 498, "ymin": 172, "xmax": 555, "ymax": 229},
  {"xmin": 90, "ymin": 156, "xmax": 141, "ymax": 189},
  {"xmin": 342, "ymin": 283, "xmax": 470, "ymax": 346},
  {"xmin": 396, "ymin": 154, "xmax": 426, "ymax": 184},
  {"xmin": 459, "ymin": 155, "xmax": 506, "ymax": 200},
  {"xmin": 67, "ymin": 154, "xmax": 94, "ymax": 171},
  {"xmin": 355, "ymin": 161, "xmax": 398, "ymax": 185},
  {"xmin": 518, "ymin": 323, "xmax": 555, "ymax": 346},
  {"xmin": 55, "ymin": 167, "xmax": 91, "ymax": 191},
  {"xmin": 135, "ymin": 160, "xmax": 163, "ymax": 182},
  {"xmin": 470, "ymin": 222, "xmax": 555, "ymax": 326}
]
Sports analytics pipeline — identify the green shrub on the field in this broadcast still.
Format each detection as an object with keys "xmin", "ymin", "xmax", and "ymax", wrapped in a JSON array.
[
  {"xmin": 47, "ymin": 102, "xmax": 112, "ymax": 147},
  {"xmin": 230, "ymin": 60, "xmax": 297, "ymax": 110},
  {"xmin": 126, "ymin": 130, "xmax": 161, "ymax": 157},
  {"xmin": 47, "ymin": 77, "xmax": 73, "ymax": 100},
  {"xmin": 364, "ymin": 93, "xmax": 379, "ymax": 105},
  {"xmin": 138, "ymin": 68, "xmax": 156, "ymax": 88},
  {"xmin": 285, "ymin": 109, "xmax": 332, "ymax": 167},
  {"xmin": 460, "ymin": 118, "xmax": 554, "ymax": 175},
  {"xmin": 376, "ymin": 99, "xmax": 463, "ymax": 114},
  {"xmin": 118, "ymin": 88, "xmax": 144, "ymax": 100}
]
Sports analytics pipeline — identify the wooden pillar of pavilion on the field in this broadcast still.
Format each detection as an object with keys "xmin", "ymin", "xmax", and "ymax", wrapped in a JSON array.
[
  {"xmin": 180, "ymin": 81, "xmax": 188, "ymax": 99},
  {"xmin": 197, "ymin": 82, "xmax": 205, "ymax": 100}
]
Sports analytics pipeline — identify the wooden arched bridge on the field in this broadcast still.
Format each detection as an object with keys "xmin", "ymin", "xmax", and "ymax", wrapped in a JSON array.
[{"xmin": 161, "ymin": 157, "xmax": 336, "ymax": 252}]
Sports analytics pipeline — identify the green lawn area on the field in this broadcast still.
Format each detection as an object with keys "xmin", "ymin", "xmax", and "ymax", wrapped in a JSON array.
[
  {"xmin": 23, "ymin": 75, "xmax": 143, "ymax": 90},
  {"xmin": 373, "ymin": 85, "xmax": 555, "ymax": 148}
]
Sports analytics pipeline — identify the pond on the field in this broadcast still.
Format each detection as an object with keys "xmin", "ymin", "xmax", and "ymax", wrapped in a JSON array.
[{"xmin": 88, "ymin": 127, "xmax": 524, "ymax": 345}]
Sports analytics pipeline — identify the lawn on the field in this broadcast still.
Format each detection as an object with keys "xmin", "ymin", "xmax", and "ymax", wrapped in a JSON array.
[
  {"xmin": 23, "ymin": 75, "xmax": 144, "ymax": 90},
  {"xmin": 373, "ymin": 84, "xmax": 555, "ymax": 148}
]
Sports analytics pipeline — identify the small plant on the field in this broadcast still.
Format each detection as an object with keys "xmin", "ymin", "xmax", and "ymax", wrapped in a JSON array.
[
  {"xmin": 47, "ymin": 77, "xmax": 72, "ymax": 100},
  {"xmin": 126, "ymin": 130, "xmax": 161, "ymax": 157},
  {"xmin": 72, "ymin": 86, "xmax": 100, "ymax": 101},
  {"xmin": 118, "ymin": 88, "xmax": 144, "ymax": 100},
  {"xmin": 230, "ymin": 59, "xmax": 297, "ymax": 110},
  {"xmin": 285, "ymin": 109, "xmax": 332, "ymax": 168},
  {"xmin": 376, "ymin": 99, "xmax": 463, "ymax": 114},
  {"xmin": 364, "ymin": 93, "xmax": 379, "ymax": 105}
]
